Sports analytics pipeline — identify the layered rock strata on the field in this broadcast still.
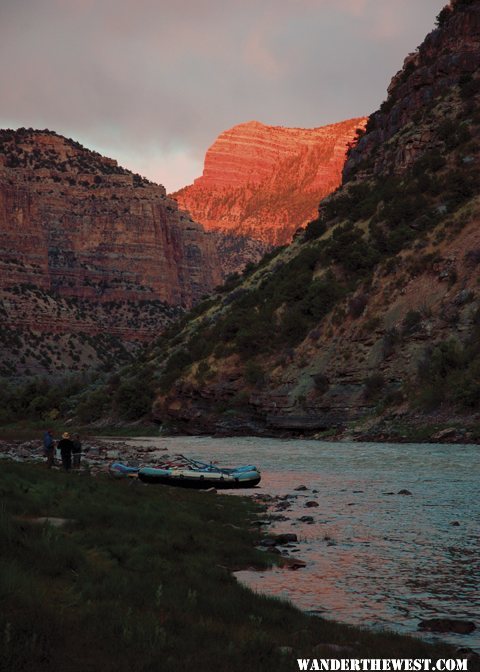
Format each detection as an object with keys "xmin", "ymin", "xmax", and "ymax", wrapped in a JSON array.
[
  {"xmin": 0, "ymin": 129, "xmax": 221, "ymax": 307},
  {"xmin": 173, "ymin": 118, "xmax": 367, "ymax": 262},
  {"xmin": 0, "ymin": 129, "xmax": 221, "ymax": 376}
]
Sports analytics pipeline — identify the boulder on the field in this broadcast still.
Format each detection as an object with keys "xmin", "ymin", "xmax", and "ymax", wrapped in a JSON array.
[
  {"xmin": 431, "ymin": 428, "xmax": 458, "ymax": 441},
  {"xmin": 281, "ymin": 557, "xmax": 307, "ymax": 570},
  {"xmin": 275, "ymin": 533, "xmax": 298, "ymax": 545},
  {"xmin": 418, "ymin": 619, "xmax": 476, "ymax": 634},
  {"xmin": 261, "ymin": 533, "xmax": 298, "ymax": 547}
]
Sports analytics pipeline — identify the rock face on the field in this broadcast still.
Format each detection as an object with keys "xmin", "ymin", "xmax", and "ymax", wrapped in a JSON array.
[
  {"xmin": 0, "ymin": 129, "xmax": 221, "ymax": 307},
  {"xmin": 173, "ymin": 118, "xmax": 366, "ymax": 273},
  {"xmin": 0, "ymin": 129, "xmax": 221, "ymax": 376}
]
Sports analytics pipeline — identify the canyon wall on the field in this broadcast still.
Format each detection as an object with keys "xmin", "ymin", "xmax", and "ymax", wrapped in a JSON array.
[
  {"xmin": 173, "ymin": 118, "xmax": 366, "ymax": 275},
  {"xmin": 0, "ymin": 129, "xmax": 221, "ymax": 376}
]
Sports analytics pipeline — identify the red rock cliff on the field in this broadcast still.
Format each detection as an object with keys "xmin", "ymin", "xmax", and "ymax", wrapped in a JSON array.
[
  {"xmin": 0, "ymin": 129, "xmax": 222, "ymax": 376},
  {"xmin": 173, "ymin": 118, "xmax": 367, "ymax": 248},
  {"xmin": 0, "ymin": 129, "xmax": 221, "ymax": 308}
]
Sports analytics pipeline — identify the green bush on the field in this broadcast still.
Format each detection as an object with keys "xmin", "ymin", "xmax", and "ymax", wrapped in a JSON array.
[
  {"xmin": 304, "ymin": 217, "xmax": 327, "ymax": 241},
  {"xmin": 414, "ymin": 338, "xmax": 480, "ymax": 409},
  {"xmin": 364, "ymin": 373, "xmax": 385, "ymax": 400},
  {"xmin": 244, "ymin": 361, "xmax": 266, "ymax": 387},
  {"xmin": 312, "ymin": 373, "xmax": 330, "ymax": 395},
  {"xmin": 402, "ymin": 311, "xmax": 423, "ymax": 335},
  {"xmin": 76, "ymin": 388, "xmax": 110, "ymax": 424},
  {"xmin": 114, "ymin": 378, "xmax": 154, "ymax": 421}
]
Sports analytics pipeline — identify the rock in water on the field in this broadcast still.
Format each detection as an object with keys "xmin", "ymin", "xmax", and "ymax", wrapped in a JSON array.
[{"xmin": 418, "ymin": 619, "xmax": 476, "ymax": 634}]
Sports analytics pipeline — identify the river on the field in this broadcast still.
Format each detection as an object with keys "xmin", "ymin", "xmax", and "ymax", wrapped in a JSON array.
[{"xmin": 123, "ymin": 436, "xmax": 479, "ymax": 650}]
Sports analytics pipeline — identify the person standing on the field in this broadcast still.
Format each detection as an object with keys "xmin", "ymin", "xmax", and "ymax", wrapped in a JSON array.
[
  {"xmin": 72, "ymin": 434, "xmax": 82, "ymax": 469},
  {"xmin": 43, "ymin": 429, "xmax": 55, "ymax": 468},
  {"xmin": 57, "ymin": 432, "xmax": 74, "ymax": 471}
]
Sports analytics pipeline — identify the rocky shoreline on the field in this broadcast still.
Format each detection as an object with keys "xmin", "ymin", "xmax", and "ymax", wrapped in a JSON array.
[
  {"xmin": 164, "ymin": 422, "xmax": 480, "ymax": 444},
  {"xmin": 152, "ymin": 406, "xmax": 480, "ymax": 444},
  {"xmin": 0, "ymin": 437, "xmax": 171, "ymax": 475}
]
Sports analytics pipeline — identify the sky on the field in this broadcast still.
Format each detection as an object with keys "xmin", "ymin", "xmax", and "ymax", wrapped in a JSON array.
[{"xmin": 0, "ymin": 0, "xmax": 447, "ymax": 192}]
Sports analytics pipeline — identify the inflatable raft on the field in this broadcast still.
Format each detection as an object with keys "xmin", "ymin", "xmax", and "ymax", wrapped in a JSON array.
[
  {"xmin": 137, "ymin": 465, "xmax": 261, "ymax": 489},
  {"xmin": 110, "ymin": 455, "xmax": 261, "ymax": 489}
]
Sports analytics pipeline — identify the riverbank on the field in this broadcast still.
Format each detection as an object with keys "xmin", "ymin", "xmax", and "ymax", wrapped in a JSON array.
[
  {"xmin": 3, "ymin": 412, "xmax": 480, "ymax": 445},
  {"xmin": 0, "ymin": 457, "xmax": 466, "ymax": 672}
]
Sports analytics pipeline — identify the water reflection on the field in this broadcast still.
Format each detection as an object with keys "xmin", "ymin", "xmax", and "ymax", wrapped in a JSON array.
[{"xmin": 124, "ymin": 437, "xmax": 480, "ymax": 649}]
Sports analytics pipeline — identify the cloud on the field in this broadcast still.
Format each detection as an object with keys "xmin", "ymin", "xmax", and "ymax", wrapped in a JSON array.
[
  {"xmin": 338, "ymin": 0, "xmax": 368, "ymax": 17},
  {"xmin": 243, "ymin": 9, "xmax": 289, "ymax": 80},
  {"xmin": 0, "ymin": 0, "xmax": 447, "ymax": 191}
]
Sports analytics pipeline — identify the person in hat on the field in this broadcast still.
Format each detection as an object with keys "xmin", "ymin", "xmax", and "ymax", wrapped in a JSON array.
[
  {"xmin": 72, "ymin": 434, "xmax": 82, "ymax": 469},
  {"xmin": 57, "ymin": 432, "xmax": 74, "ymax": 471},
  {"xmin": 42, "ymin": 429, "xmax": 55, "ymax": 468}
]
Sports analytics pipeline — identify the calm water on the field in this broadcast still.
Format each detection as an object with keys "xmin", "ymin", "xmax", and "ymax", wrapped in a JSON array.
[{"xmin": 125, "ymin": 436, "xmax": 479, "ymax": 649}]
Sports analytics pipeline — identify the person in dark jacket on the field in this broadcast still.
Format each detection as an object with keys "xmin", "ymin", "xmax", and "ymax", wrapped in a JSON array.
[
  {"xmin": 72, "ymin": 434, "xmax": 82, "ymax": 469},
  {"xmin": 43, "ymin": 429, "xmax": 55, "ymax": 468},
  {"xmin": 57, "ymin": 432, "xmax": 74, "ymax": 471}
]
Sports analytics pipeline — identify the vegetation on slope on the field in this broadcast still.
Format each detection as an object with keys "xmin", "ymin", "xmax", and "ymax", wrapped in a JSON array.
[
  {"xmin": 44, "ymin": 48, "xmax": 479, "ymax": 431},
  {"xmin": 146, "ymin": 81, "xmax": 480, "ymax": 418},
  {"xmin": 0, "ymin": 127, "xmax": 152, "ymax": 185}
]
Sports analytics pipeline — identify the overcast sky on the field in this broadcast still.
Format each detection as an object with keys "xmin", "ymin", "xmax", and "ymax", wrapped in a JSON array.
[{"xmin": 0, "ymin": 0, "xmax": 447, "ymax": 191}]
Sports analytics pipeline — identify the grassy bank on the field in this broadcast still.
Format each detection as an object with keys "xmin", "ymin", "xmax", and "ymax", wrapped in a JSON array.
[{"xmin": 0, "ymin": 463, "xmax": 456, "ymax": 672}]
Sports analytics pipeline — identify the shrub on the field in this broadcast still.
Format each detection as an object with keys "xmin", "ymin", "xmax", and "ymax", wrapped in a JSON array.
[
  {"xmin": 436, "ymin": 6, "xmax": 452, "ymax": 27},
  {"xmin": 417, "ymin": 340, "xmax": 463, "ymax": 385},
  {"xmin": 382, "ymin": 327, "xmax": 400, "ymax": 359},
  {"xmin": 244, "ymin": 361, "xmax": 266, "ymax": 388},
  {"xmin": 76, "ymin": 389, "xmax": 110, "ymax": 424},
  {"xmin": 304, "ymin": 217, "xmax": 327, "ymax": 241},
  {"xmin": 114, "ymin": 378, "xmax": 154, "ymax": 421},
  {"xmin": 415, "ymin": 338, "xmax": 480, "ymax": 409},
  {"xmin": 349, "ymin": 294, "xmax": 368, "ymax": 318},
  {"xmin": 312, "ymin": 374, "xmax": 330, "ymax": 395},
  {"xmin": 402, "ymin": 310, "xmax": 423, "ymax": 335},
  {"xmin": 364, "ymin": 373, "xmax": 385, "ymax": 400}
]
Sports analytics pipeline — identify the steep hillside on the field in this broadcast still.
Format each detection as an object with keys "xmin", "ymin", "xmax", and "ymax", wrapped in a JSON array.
[
  {"xmin": 0, "ymin": 129, "xmax": 221, "ymax": 377},
  {"xmin": 173, "ymin": 118, "xmax": 366, "ymax": 275},
  {"xmin": 116, "ymin": 0, "xmax": 480, "ymax": 438}
]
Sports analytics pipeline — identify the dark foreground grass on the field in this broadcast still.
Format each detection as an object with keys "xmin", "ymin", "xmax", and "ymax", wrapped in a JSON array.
[{"xmin": 0, "ymin": 463, "xmax": 456, "ymax": 672}]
